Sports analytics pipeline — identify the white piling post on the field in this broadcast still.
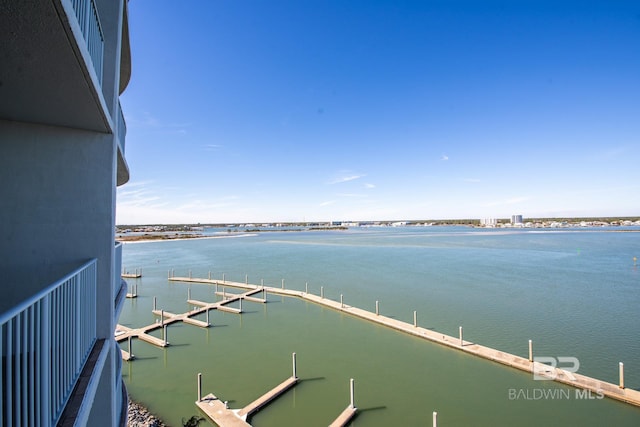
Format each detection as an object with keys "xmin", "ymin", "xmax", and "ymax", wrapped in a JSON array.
[
  {"xmin": 222, "ymin": 273, "xmax": 225, "ymax": 282},
  {"xmin": 168, "ymin": 270, "xmax": 171, "ymax": 279},
  {"xmin": 413, "ymin": 310, "xmax": 417, "ymax": 327},
  {"xmin": 261, "ymin": 278, "xmax": 264, "ymax": 287},
  {"xmin": 215, "ymin": 283, "xmax": 218, "ymax": 293},
  {"xmin": 292, "ymin": 352, "xmax": 297, "ymax": 378},
  {"xmin": 163, "ymin": 325, "xmax": 168, "ymax": 346},
  {"xmin": 459, "ymin": 326, "xmax": 463, "ymax": 346},
  {"xmin": 528, "ymin": 339, "xmax": 533, "ymax": 362},
  {"xmin": 433, "ymin": 411, "xmax": 438, "ymax": 427},
  {"xmin": 206, "ymin": 308, "xmax": 210, "ymax": 326},
  {"xmin": 245, "ymin": 274, "xmax": 248, "ymax": 284},
  {"xmin": 188, "ymin": 287, "xmax": 191, "ymax": 301},
  {"xmin": 134, "ymin": 282, "xmax": 138, "ymax": 296},
  {"xmin": 340, "ymin": 294, "xmax": 344, "ymax": 308},
  {"xmin": 160, "ymin": 309, "xmax": 164, "ymax": 327},
  {"xmin": 153, "ymin": 296, "xmax": 157, "ymax": 311},
  {"xmin": 208, "ymin": 271, "xmax": 211, "ymax": 280},
  {"xmin": 620, "ymin": 362, "xmax": 625, "ymax": 389},
  {"xmin": 305, "ymin": 282, "xmax": 308, "ymax": 294},
  {"xmin": 239, "ymin": 298, "xmax": 243, "ymax": 312},
  {"xmin": 171, "ymin": 269, "xmax": 174, "ymax": 277},
  {"xmin": 282, "ymin": 279, "xmax": 285, "ymax": 289},
  {"xmin": 321, "ymin": 286, "xmax": 324, "ymax": 298},
  {"xmin": 350, "ymin": 378, "xmax": 355, "ymax": 408},
  {"xmin": 376, "ymin": 300, "xmax": 379, "ymax": 316},
  {"xmin": 189, "ymin": 269, "xmax": 192, "ymax": 279},
  {"xmin": 197, "ymin": 373, "xmax": 202, "ymax": 402},
  {"xmin": 128, "ymin": 336, "xmax": 133, "ymax": 359}
]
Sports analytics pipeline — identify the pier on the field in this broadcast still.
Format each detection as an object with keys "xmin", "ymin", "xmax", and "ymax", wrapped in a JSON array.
[
  {"xmin": 169, "ymin": 274, "xmax": 640, "ymax": 408},
  {"xmin": 114, "ymin": 287, "xmax": 266, "ymax": 356},
  {"xmin": 122, "ymin": 267, "xmax": 142, "ymax": 278},
  {"xmin": 196, "ymin": 354, "xmax": 299, "ymax": 426}
]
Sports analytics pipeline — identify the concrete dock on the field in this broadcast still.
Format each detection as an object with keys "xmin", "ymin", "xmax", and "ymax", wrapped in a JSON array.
[
  {"xmin": 170, "ymin": 275, "xmax": 640, "ymax": 408},
  {"xmin": 196, "ymin": 355, "xmax": 299, "ymax": 426},
  {"xmin": 114, "ymin": 287, "xmax": 266, "ymax": 356}
]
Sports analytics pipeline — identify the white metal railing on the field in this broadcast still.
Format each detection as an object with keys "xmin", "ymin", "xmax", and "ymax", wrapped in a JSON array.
[
  {"xmin": 0, "ymin": 260, "xmax": 98, "ymax": 426},
  {"xmin": 70, "ymin": 0, "xmax": 104, "ymax": 84},
  {"xmin": 116, "ymin": 101, "xmax": 127, "ymax": 153},
  {"xmin": 114, "ymin": 242, "xmax": 123, "ymax": 303}
]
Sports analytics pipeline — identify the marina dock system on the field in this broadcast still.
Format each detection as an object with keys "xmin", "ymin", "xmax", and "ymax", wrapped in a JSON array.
[
  {"xmin": 168, "ymin": 273, "xmax": 640, "ymax": 409},
  {"xmin": 195, "ymin": 355, "xmax": 358, "ymax": 427}
]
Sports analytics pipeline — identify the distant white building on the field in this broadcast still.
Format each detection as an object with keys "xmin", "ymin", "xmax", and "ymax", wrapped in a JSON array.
[
  {"xmin": 511, "ymin": 215, "xmax": 524, "ymax": 225},
  {"xmin": 480, "ymin": 218, "xmax": 498, "ymax": 227}
]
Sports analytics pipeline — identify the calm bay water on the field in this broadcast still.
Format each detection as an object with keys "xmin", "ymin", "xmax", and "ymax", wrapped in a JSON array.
[{"xmin": 118, "ymin": 227, "xmax": 640, "ymax": 426}]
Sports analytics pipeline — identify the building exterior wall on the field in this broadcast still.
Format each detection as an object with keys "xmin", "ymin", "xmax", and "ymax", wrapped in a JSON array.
[{"xmin": 0, "ymin": 0, "xmax": 131, "ymax": 425}]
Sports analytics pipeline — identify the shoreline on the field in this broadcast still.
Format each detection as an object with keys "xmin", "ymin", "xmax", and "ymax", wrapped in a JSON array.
[{"xmin": 127, "ymin": 399, "xmax": 166, "ymax": 427}]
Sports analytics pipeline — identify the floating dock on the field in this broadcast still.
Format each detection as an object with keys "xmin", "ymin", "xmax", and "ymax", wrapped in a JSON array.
[
  {"xmin": 196, "ymin": 355, "xmax": 299, "ymax": 426},
  {"xmin": 169, "ymin": 274, "xmax": 640, "ymax": 408},
  {"xmin": 122, "ymin": 268, "xmax": 142, "ymax": 278}
]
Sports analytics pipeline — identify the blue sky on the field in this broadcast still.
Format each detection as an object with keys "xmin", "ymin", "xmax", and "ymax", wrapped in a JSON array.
[{"xmin": 117, "ymin": 0, "xmax": 640, "ymax": 224}]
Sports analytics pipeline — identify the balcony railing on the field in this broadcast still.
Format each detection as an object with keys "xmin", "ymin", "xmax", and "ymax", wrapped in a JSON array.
[
  {"xmin": 116, "ymin": 101, "xmax": 127, "ymax": 153},
  {"xmin": 0, "ymin": 260, "xmax": 98, "ymax": 426},
  {"xmin": 70, "ymin": 0, "xmax": 104, "ymax": 84}
]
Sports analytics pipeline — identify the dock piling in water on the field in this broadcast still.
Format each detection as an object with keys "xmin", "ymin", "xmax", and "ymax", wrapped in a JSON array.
[
  {"xmin": 292, "ymin": 352, "xmax": 297, "ymax": 378},
  {"xmin": 620, "ymin": 362, "xmax": 625, "ymax": 389},
  {"xmin": 197, "ymin": 373, "xmax": 202, "ymax": 402},
  {"xmin": 340, "ymin": 294, "xmax": 344, "ymax": 308},
  {"xmin": 376, "ymin": 300, "xmax": 379, "ymax": 316},
  {"xmin": 321, "ymin": 286, "xmax": 324, "ymax": 298},
  {"xmin": 350, "ymin": 378, "xmax": 355, "ymax": 408},
  {"xmin": 433, "ymin": 411, "xmax": 438, "ymax": 427},
  {"xmin": 459, "ymin": 326, "xmax": 463, "ymax": 346},
  {"xmin": 413, "ymin": 310, "xmax": 417, "ymax": 327},
  {"xmin": 529, "ymin": 339, "xmax": 533, "ymax": 362}
]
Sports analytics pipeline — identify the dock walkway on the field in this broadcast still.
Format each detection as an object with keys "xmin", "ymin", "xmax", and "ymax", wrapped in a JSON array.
[{"xmin": 170, "ymin": 275, "xmax": 640, "ymax": 408}]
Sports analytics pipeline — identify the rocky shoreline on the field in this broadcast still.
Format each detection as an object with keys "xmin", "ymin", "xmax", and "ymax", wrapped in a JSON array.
[{"xmin": 127, "ymin": 400, "xmax": 166, "ymax": 427}]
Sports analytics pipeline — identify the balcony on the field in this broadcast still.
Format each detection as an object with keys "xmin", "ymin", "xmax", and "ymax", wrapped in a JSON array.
[
  {"xmin": 0, "ymin": 260, "xmax": 98, "ymax": 425},
  {"xmin": 0, "ymin": 0, "xmax": 113, "ymax": 132}
]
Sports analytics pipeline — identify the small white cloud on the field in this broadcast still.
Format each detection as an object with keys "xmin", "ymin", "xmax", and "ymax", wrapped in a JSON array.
[
  {"xmin": 328, "ymin": 172, "xmax": 365, "ymax": 185},
  {"xmin": 319, "ymin": 200, "xmax": 337, "ymax": 207},
  {"xmin": 441, "ymin": 154, "xmax": 449, "ymax": 161},
  {"xmin": 365, "ymin": 183, "xmax": 376, "ymax": 189}
]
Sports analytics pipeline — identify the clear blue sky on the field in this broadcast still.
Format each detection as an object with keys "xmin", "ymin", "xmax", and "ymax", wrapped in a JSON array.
[{"xmin": 117, "ymin": 0, "xmax": 640, "ymax": 224}]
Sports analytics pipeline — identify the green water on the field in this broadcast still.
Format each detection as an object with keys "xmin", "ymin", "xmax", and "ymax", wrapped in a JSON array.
[{"xmin": 118, "ymin": 228, "xmax": 640, "ymax": 426}]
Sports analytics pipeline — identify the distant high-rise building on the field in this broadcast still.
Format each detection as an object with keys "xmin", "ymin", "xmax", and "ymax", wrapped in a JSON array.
[
  {"xmin": 1, "ymin": 1, "xmax": 133, "ymax": 425},
  {"xmin": 511, "ymin": 215, "xmax": 524, "ymax": 224},
  {"xmin": 480, "ymin": 218, "xmax": 498, "ymax": 227}
]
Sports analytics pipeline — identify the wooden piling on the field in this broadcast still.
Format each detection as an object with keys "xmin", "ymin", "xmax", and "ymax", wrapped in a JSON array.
[
  {"xmin": 198, "ymin": 373, "xmax": 202, "ymax": 402},
  {"xmin": 528, "ymin": 339, "xmax": 533, "ymax": 362},
  {"xmin": 620, "ymin": 362, "xmax": 625, "ymax": 389}
]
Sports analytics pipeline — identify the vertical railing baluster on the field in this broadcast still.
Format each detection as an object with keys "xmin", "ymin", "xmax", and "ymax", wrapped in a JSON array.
[{"xmin": 7, "ymin": 318, "xmax": 13, "ymax": 427}]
